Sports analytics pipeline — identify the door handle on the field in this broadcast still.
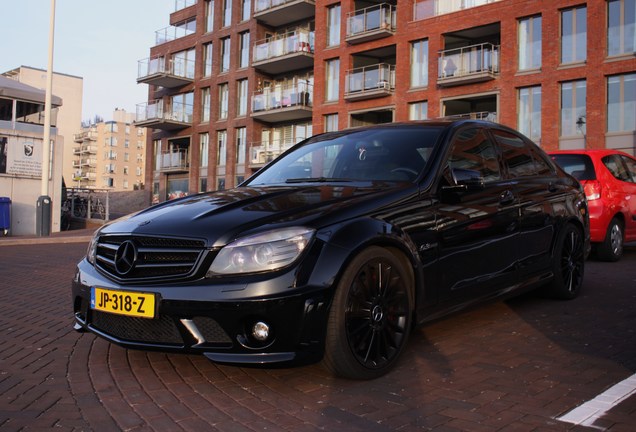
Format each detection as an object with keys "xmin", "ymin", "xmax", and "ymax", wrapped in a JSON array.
[{"xmin": 499, "ymin": 190, "xmax": 515, "ymax": 206}]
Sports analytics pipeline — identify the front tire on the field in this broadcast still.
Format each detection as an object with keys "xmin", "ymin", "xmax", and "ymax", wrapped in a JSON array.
[
  {"xmin": 597, "ymin": 218, "xmax": 623, "ymax": 262},
  {"xmin": 323, "ymin": 247, "xmax": 413, "ymax": 380},
  {"xmin": 549, "ymin": 224, "xmax": 585, "ymax": 300}
]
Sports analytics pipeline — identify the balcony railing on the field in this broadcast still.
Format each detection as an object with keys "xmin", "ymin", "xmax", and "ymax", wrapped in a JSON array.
[
  {"xmin": 73, "ymin": 130, "xmax": 98, "ymax": 143},
  {"xmin": 250, "ymin": 139, "xmax": 298, "ymax": 165},
  {"xmin": 253, "ymin": 29, "xmax": 314, "ymax": 74},
  {"xmin": 155, "ymin": 22, "xmax": 196, "ymax": 45},
  {"xmin": 346, "ymin": 4, "xmax": 396, "ymax": 44},
  {"xmin": 251, "ymin": 82, "xmax": 313, "ymax": 122},
  {"xmin": 414, "ymin": 0, "xmax": 502, "ymax": 20},
  {"xmin": 135, "ymin": 100, "xmax": 193, "ymax": 131},
  {"xmin": 73, "ymin": 145, "xmax": 97, "ymax": 155},
  {"xmin": 254, "ymin": 0, "xmax": 316, "ymax": 27},
  {"xmin": 174, "ymin": 0, "xmax": 196, "ymax": 11},
  {"xmin": 344, "ymin": 63, "xmax": 395, "ymax": 101},
  {"xmin": 437, "ymin": 43, "xmax": 499, "ymax": 86},
  {"xmin": 442, "ymin": 111, "xmax": 498, "ymax": 122},
  {"xmin": 157, "ymin": 149, "xmax": 189, "ymax": 173},
  {"xmin": 137, "ymin": 57, "xmax": 195, "ymax": 87}
]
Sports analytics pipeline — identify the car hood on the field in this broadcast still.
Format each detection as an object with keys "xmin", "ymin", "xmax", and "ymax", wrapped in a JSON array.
[{"xmin": 100, "ymin": 184, "xmax": 411, "ymax": 247}]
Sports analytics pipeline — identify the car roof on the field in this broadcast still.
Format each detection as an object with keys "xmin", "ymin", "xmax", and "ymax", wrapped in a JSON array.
[{"xmin": 548, "ymin": 149, "xmax": 634, "ymax": 158}]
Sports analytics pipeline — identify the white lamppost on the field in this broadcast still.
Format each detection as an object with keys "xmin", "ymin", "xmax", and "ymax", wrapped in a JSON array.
[{"xmin": 37, "ymin": 0, "xmax": 56, "ymax": 236}]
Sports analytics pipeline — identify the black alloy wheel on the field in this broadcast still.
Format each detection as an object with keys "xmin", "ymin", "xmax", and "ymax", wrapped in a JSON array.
[
  {"xmin": 323, "ymin": 247, "xmax": 413, "ymax": 379},
  {"xmin": 550, "ymin": 224, "xmax": 585, "ymax": 300}
]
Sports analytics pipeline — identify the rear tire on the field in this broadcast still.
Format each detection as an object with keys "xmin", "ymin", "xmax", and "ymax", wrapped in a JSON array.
[
  {"xmin": 596, "ymin": 218, "xmax": 623, "ymax": 262},
  {"xmin": 549, "ymin": 224, "xmax": 585, "ymax": 300},
  {"xmin": 323, "ymin": 247, "xmax": 413, "ymax": 380}
]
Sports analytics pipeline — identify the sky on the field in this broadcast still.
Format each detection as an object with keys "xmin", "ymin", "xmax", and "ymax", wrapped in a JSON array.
[{"xmin": 0, "ymin": 0, "xmax": 175, "ymax": 122}]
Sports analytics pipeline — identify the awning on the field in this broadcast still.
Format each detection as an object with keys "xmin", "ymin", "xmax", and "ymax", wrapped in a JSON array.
[{"xmin": 0, "ymin": 75, "xmax": 63, "ymax": 107}]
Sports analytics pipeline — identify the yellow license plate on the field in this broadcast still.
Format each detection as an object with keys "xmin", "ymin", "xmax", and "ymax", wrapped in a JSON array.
[{"xmin": 91, "ymin": 287, "xmax": 155, "ymax": 319}]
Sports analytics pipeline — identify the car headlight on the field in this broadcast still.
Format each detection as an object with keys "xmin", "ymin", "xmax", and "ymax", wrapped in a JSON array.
[
  {"xmin": 86, "ymin": 232, "xmax": 99, "ymax": 265},
  {"xmin": 207, "ymin": 227, "xmax": 314, "ymax": 275}
]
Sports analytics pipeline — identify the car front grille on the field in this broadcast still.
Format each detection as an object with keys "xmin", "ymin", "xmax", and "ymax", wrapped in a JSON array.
[
  {"xmin": 91, "ymin": 311, "xmax": 183, "ymax": 345},
  {"xmin": 95, "ymin": 235, "xmax": 208, "ymax": 282}
]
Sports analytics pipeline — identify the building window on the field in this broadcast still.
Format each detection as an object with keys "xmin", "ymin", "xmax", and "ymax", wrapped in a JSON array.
[
  {"xmin": 217, "ymin": 177, "xmax": 226, "ymax": 191},
  {"xmin": 237, "ymin": 79, "xmax": 248, "ymax": 117},
  {"xmin": 222, "ymin": 0, "xmax": 232, "ymax": 27},
  {"xmin": 561, "ymin": 80, "xmax": 586, "ymax": 137},
  {"xmin": 203, "ymin": 42, "xmax": 213, "ymax": 77},
  {"xmin": 608, "ymin": 0, "xmax": 636, "ymax": 57},
  {"xmin": 236, "ymin": 127, "xmax": 246, "ymax": 165},
  {"xmin": 200, "ymin": 133, "xmax": 209, "ymax": 167},
  {"xmin": 410, "ymin": 39, "xmax": 428, "ymax": 88},
  {"xmin": 608, "ymin": 73, "xmax": 636, "ymax": 132},
  {"xmin": 201, "ymin": 87, "xmax": 211, "ymax": 122},
  {"xmin": 518, "ymin": 15, "xmax": 541, "ymax": 71},
  {"xmin": 325, "ymin": 58, "xmax": 340, "ymax": 102},
  {"xmin": 173, "ymin": 48, "xmax": 196, "ymax": 79},
  {"xmin": 242, "ymin": 0, "xmax": 251, "ymax": 21},
  {"xmin": 217, "ymin": 130, "xmax": 227, "ymax": 166},
  {"xmin": 205, "ymin": 0, "xmax": 215, "ymax": 33},
  {"xmin": 408, "ymin": 101, "xmax": 428, "ymax": 120},
  {"xmin": 239, "ymin": 32, "xmax": 250, "ymax": 68},
  {"xmin": 327, "ymin": 4, "xmax": 341, "ymax": 47},
  {"xmin": 200, "ymin": 177, "xmax": 208, "ymax": 192},
  {"xmin": 221, "ymin": 37, "xmax": 231, "ymax": 72},
  {"xmin": 219, "ymin": 83, "xmax": 229, "ymax": 119},
  {"xmin": 518, "ymin": 86, "xmax": 542, "ymax": 141},
  {"xmin": 561, "ymin": 6, "xmax": 587, "ymax": 64},
  {"xmin": 324, "ymin": 113, "xmax": 338, "ymax": 132},
  {"xmin": 171, "ymin": 92, "xmax": 194, "ymax": 122}
]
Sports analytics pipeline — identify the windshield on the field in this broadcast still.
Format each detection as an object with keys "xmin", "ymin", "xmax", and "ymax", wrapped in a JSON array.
[{"xmin": 246, "ymin": 126, "xmax": 443, "ymax": 186}]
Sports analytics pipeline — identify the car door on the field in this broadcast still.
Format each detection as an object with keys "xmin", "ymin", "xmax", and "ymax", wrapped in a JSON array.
[
  {"xmin": 490, "ymin": 128, "xmax": 559, "ymax": 278},
  {"xmin": 432, "ymin": 126, "xmax": 521, "ymax": 304},
  {"xmin": 605, "ymin": 154, "xmax": 636, "ymax": 241}
]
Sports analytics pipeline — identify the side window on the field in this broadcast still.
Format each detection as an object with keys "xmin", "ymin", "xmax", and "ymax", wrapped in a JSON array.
[
  {"xmin": 621, "ymin": 156, "xmax": 636, "ymax": 183},
  {"xmin": 448, "ymin": 128, "xmax": 501, "ymax": 184},
  {"xmin": 492, "ymin": 129, "xmax": 536, "ymax": 177},
  {"xmin": 528, "ymin": 146, "xmax": 555, "ymax": 176},
  {"xmin": 603, "ymin": 155, "xmax": 633, "ymax": 182}
]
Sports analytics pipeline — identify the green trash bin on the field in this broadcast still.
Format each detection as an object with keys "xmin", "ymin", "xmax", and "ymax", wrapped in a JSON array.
[{"xmin": 0, "ymin": 197, "xmax": 11, "ymax": 236}]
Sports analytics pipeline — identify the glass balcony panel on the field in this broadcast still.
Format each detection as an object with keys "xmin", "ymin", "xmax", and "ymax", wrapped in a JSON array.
[
  {"xmin": 414, "ymin": 0, "xmax": 501, "ymax": 20},
  {"xmin": 437, "ymin": 43, "xmax": 499, "ymax": 86}
]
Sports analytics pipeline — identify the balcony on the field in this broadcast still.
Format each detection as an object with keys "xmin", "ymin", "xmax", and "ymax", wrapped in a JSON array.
[
  {"xmin": 135, "ymin": 100, "xmax": 193, "ymax": 131},
  {"xmin": 154, "ymin": 20, "xmax": 196, "ymax": 46},
  {"xmin": 346, "ymin": 4, "xmax": 396, "ymax": 44},
  {"xmin": 250, "ymin": 139, "xmax": 296, "ymax": 166},
  {"xmin": 137, "ymin": 57, "xmax": 194, "ymax": 88},
  {"xmin": 252, "ymin": 30, "xmax": 314, "ymax": 75},
  {"xmin": 157, "ymin": 149, "xmax": 189, "ymax": 173},
  {"xmin": 437, "ymin": 43, "xmax": 499, "ymax": 87},
  {"xmin": 251, "ymin": 82, "xmax": 312, "ymax": 123},
  {"xmin": 344, "ymin": 64, "xmax": 395, "ymax": 101},
  {"xmin": 72, "ymin": 158, "xmax": 96, "ymax": 168},
  {"xmin": 254, "ymin": 0, "xmax": 315, "ymax": 27},
  {"xmin": 73, "ymin": 130, "xmax": 97, "ymax": 143},
  {"xmin": 73, "ymin": 145, "xmax": 97, "ymax": 155},
  {"xmin": 414, "ymin": 0, "xmax": 501, "ymax": 20}
]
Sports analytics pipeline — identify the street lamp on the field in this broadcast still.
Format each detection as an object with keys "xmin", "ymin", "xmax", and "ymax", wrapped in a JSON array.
[{"xmin": 37, "ymin": 0, "xmax": 56, "ymax": 236}]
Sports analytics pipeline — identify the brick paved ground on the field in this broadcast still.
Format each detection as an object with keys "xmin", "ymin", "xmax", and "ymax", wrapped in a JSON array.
[{"xmin": 1, "ymin": 238, "xmax": 634, "ymax": 431}]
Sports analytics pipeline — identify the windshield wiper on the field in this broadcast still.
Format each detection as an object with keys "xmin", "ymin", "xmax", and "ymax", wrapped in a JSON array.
[{"xmin": 285, "ymin": 177, "xmax": 352, "ymax": 184}]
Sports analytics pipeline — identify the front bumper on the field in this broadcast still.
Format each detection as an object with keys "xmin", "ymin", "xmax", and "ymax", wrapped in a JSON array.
[{"xmin": 72, "ymin": 259, "xmax": 331, "ymax": 366}]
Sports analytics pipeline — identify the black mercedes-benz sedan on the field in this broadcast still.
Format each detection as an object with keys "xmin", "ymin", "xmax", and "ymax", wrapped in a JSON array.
[{"xmin": 72, "ymin": 120, "xmax": 589, "ymax": 379}]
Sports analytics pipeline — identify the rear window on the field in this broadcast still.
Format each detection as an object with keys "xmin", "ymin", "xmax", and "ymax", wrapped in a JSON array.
[{"xmin": 550, "ymin": 154, "xmax": 596, "ymax": 180}]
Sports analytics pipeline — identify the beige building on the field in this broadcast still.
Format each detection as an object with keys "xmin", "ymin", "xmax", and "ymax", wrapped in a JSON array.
[
  {"xmin": 2, "ymin": 66, "xmax": 83, "ymax": 185},
  {"xmin": 72, "ymin": 109, "xmax": 147, "ymax": 191}
]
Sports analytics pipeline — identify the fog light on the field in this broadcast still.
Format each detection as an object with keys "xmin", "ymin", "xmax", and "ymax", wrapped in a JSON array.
[{"xmin": 252, "ymin": 321, "xmax": 270, "ymax": 342}]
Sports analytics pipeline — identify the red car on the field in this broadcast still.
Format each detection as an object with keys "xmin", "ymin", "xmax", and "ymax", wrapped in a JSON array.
[{"xmin": 550, "ymin": 149, "xmax": 636, "ymax": 261}]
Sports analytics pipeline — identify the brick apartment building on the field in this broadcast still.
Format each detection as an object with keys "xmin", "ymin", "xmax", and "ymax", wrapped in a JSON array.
[{"xmin": 136, "ymin": 0, "xmax": 636, "ymax": 203}]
